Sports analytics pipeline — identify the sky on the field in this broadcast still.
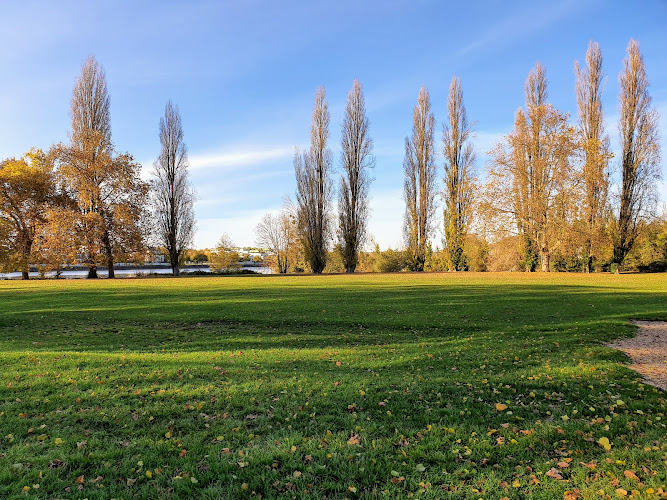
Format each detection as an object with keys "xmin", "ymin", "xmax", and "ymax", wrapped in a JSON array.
[{"xmin": 1, "ymin": 0, "xmax": 666, "ymax": 250}]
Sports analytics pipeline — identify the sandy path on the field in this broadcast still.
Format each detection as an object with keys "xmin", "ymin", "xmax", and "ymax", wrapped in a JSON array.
[{"xmin": 606, "ymin": 321, "xmax": 667, "ymax": 391}]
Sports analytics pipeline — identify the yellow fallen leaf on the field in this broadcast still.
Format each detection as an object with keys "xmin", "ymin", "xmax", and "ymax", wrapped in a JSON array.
[
  {"xmin": 598, "ymin": 437, "xmax": 612, "ymax": 452},
  {"xmin": 495, "ymin": 403, "xmax": 508, "ymax": 412}
]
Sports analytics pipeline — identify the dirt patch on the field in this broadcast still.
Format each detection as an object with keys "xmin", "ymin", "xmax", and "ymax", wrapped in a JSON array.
[{"xmin": 606, "ymin": 321, "xmax": 667, "ymax": 391}]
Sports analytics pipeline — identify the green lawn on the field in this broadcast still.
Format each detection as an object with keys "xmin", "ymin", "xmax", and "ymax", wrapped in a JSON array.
[{"xmin": 0, "ymin": 273, "xmax": 666, "ymax": 499}]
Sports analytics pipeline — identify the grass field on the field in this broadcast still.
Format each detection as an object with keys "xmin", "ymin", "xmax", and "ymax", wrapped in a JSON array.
[{"xmin": 0, "ymin": 273, "xmax": 666, "ymax": 499}]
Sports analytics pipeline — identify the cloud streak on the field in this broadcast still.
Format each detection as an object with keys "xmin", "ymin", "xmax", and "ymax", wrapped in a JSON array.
[
  {"xmin": 457, "ymin": 0, "xmax": 583, "ymax": 57},
  {"xmin": 189, "ymin": 146, "xmax": 293, "ymax": 170}
]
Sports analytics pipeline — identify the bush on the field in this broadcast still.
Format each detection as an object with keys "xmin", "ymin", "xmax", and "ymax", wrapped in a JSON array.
[
  {"xmin": 209, "ymin": 233, "xmax": 241, "ymax": 272},
  {"xmin": 374, "ymin": 248, "xmax": 406, "ymax": 273}
]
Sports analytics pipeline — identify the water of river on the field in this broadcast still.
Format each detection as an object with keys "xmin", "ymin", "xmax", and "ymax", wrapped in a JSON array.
[{"xmin": 0, "ymin": 265, "xmax": 272, "ymax": 279}]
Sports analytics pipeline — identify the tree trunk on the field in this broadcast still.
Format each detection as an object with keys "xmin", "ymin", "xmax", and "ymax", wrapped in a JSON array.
[
  {"xmin": 172, "ymin": 265, "xmax": 180, "ymax": 277},
  {"xmin": 541, "ymin": 249, "xmax": 550, "ymax": 272},
  {"xmin": 101, "ymin": 226, "xmax": 115, "ymax": 279},
  {"xmin": 88, "ymin": 265, "xmax": 98, "ymax": 279},
  {"xmin": 20, "ymin": 237, "xmax": 33, "ymax": 280}
]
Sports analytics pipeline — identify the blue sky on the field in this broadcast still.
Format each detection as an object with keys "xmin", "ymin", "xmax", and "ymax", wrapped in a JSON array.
[{"xmin": 1, "ymin": 0, "xmax": 665, "ymax": 249}]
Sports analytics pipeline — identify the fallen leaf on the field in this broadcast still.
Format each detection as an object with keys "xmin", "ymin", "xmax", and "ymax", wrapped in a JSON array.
[
  {"xmin": 495, "ymin": 403, "xmax": 508, "ymax": 412},
  {"xmin": 546, "ymin": 468, "xmax": 563, "ymax": 480},
  {"xmin": 598, "ymin": 437, "xmax": 612, "ymax": 452},
  {"xmin": 624, "ymin": 470, "xmax": 639, "ymax": 481}
]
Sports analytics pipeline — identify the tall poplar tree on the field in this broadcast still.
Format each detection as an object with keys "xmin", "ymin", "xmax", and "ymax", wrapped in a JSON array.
[
  {"xmin": 614, "ymin": 39, "xmax": 661, "ymax": 265},
  {"xmin": 58, "ymin": 55, "xmax": 148, "ymax": 278},
  {"xmin": 295, "ymin": 87, "xmax": 333, "ymax": 273},
  {"xmin": 403, "ymin": 86, "xmax": 437, "ymax": 272},
  {"xmin": 442, "ymin": 76, "xmax": 476, "ymax": 271},
  {"xmin": 151, "ymin": 100, "xmax": 196, "ymax": 276},
  {"xmin": 575, "ymin": 40, "xmax": 611, "ymax": 272},
  {"xmin": 338, "ymin": 79, "xmax": 374, "ymax": 273}
]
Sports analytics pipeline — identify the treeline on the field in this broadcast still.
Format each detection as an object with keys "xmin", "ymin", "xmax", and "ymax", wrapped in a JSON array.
[
  {"xmin": 1, "ymin": 40, "xmax": 664, "ymax": 279},
  {"xmin": 0, "ymin": 57, "xmax": 196, "ymax": 279},
  {"xmin": 253, "ymin": 39, "xmax": 664, "ymax": 274}
]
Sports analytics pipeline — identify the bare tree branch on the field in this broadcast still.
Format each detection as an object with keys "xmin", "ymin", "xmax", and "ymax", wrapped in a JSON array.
[
  {"xmin": 295, "ymin": 86, "xmax": 333, "ymax": 273},
  {"xmin": 614, "ymin": 39, "xmax": 661, "ymax": 264},
  {"xmin": 443, "ymin": 76, "xmax": 476, "ymax": 271},
  {"xmin": 151, "ymin": 100, "xmax": 196, "ymax": 276},
  {"xmin": 403, "ymin": 86, "xmax": 436, "ymax": 271},
  {"xmin": 338, "ymin": 79, "xmax": 374, "ymax": 273}
]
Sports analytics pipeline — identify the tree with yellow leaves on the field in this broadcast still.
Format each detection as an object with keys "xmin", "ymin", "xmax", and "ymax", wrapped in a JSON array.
[
  {"xmin": 209, "ymin": 233, "xmax": 241, "ymax": 272},
  {"xmin": 57, "ymin": 56, "xmax": 149, "ymax": 278},
  {"xmin": 485, "ymin": 64, "xmax": 576, "ymax": 271},
  {"xmin": 0, "ymin": 150, "xmax": 57, "ymax": 279}
]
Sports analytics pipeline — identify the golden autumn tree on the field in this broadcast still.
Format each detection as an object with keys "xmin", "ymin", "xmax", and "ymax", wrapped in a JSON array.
[
  {"xmin": 485, "ymin": 64, "xmax": 576, "ymax": 271},
  {"xmin": 57, "ymin": 55, "xmax": 149, "ymax": 278},
  {"xmin": 0, "ymin": 151, "xmax": 55, "ymax": 279},
  {"xmin": 209, "ymin": 233, "xmax": 241, "ymax": 272},
  {"xmin": 0, "ymin": 150, "xmax": 58, "ymax": 279}
]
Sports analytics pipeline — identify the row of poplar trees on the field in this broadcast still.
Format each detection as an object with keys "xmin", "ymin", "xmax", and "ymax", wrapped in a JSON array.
[
  {"xmin": 0, "ymin": 56, "xmax": 196, "ymax": 279},
  {"xmin": 287, "ymin": 39, "xmax": 661, "ymax": 274}
]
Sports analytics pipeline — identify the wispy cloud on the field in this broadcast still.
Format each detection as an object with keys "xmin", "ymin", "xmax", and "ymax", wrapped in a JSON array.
[
  {"xmin": 188, "ymin": 146, "xmax": 293, "ymax": 170},
  {"xmin": 457, "ymin": 0, "xmax": 583, "ymax": 57}
]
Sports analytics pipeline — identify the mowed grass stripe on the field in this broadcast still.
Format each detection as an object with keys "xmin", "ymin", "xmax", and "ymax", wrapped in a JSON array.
[{"xmin": 0, "ymin": 273, "xmax": 666, "ymax": 498}]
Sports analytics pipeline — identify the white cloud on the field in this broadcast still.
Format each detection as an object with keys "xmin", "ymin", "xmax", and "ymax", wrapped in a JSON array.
[{"xmin": 189, "ymin": 146, "xmax": 293, "ymax": 170}]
